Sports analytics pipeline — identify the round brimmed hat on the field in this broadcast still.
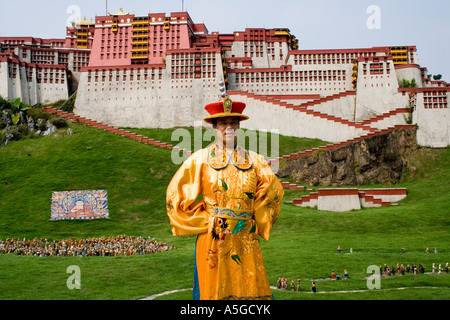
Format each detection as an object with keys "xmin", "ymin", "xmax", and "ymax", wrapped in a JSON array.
[{"xmin": 203, "ymin": 97, "xmax": 249, "ymax": 124}]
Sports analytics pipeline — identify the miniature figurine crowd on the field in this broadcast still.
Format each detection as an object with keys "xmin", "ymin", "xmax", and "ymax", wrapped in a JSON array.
[
  {"xmin": 276, "ymin": 277, "xmax": 319, "ymax": 293},
  {"xmin": 0, "ymin": 235, "xmax": 175, "ymax": 257},
  {"xmin": 275, "ymin": 246, "xmax": 448, "ymax": 293}
]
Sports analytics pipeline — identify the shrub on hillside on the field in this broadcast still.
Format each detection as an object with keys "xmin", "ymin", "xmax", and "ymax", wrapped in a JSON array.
[
  {"xmin": 59, "ymin": 93, "xmax": 76, "ymax": 113},
  {"xmin": 48, "ymin": 99, "xmax": 67, "ymax": 110},
  {"xmin": 0, "ymin": 96, "xmax": 13, "ymax": 112},
  {"xmin": 26, "ymin": 107, "xmax": 51, "ymax": 122},
  {"xmin": 0, "ymin": 99, "xmax": 73, "ymax": 145},
  {"xmin": 49, "ymin": 117, "xmax": 68, "ymax": 128}
]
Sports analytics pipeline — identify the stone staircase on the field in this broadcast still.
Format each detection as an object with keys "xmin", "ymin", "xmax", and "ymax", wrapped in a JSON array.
[
  {"xmin": 41, "ymin": 108, "xmax": 192, "ymax": 155},
  {"xmin": 289, "ymin": 188, "xmax": 408, "ymax": 211},
  {"xmin": 229, "ymin": 90, "xmax": 376, "ymax": 134}
]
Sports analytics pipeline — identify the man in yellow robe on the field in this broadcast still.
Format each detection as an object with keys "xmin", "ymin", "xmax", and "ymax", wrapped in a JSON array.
[{"xmin": 166, "ymin": 96, "xmax": 284, "ymax": 300}]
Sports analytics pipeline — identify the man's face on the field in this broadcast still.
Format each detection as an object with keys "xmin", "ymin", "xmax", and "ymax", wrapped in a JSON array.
[{"xmin": 213, "ymin": 117, "xmax": 240, "ymax": 148}]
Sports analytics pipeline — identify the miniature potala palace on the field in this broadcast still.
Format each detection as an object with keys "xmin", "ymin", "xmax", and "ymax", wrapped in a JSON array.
[{"xmin": 1, "ymin": 9, "xmax": 448, "ymax": 147}]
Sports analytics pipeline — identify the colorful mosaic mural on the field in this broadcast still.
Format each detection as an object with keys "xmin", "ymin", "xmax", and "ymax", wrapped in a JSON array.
[{"xmin": 50, "ymin": 190, "xmax": 109, "ymax": 221}]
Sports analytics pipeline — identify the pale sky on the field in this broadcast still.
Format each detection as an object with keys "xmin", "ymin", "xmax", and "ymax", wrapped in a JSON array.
[{"xmin": 1, "ymin": 0, "xmax": 448, "ymax": 80}]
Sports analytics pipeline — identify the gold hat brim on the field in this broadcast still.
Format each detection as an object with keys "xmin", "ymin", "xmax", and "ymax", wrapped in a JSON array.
[{"xmin": 203, "ymin": 113, "xmax": 249, "ymax": 124}]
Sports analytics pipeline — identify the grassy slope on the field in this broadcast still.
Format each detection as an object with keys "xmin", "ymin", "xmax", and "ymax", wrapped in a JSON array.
[
  {"xmin": 0, "ymin": 123, "xmax": 448, "ymax": 300},
  {"xmin": 120, "ymin": 126, "xmax": 326, "ymax": 156}
]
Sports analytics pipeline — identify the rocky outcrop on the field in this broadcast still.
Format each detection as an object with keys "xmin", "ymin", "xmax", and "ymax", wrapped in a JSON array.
[{"xmin": 277, "ymin": 127, "xmax": 418, "ymax": 186}]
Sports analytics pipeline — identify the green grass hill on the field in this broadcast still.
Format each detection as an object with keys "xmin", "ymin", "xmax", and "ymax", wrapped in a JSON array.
[{"xmin": 0, "ymin": 121, "xmax": 449, "ymax": 300}]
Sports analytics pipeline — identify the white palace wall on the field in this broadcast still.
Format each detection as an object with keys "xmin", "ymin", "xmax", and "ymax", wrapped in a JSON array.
[
  {"xmin": 0, "ymin": 61, "xmax": 8, "ymax": 99},
  {"xmin": 227, "ymin": 40, "xmax": 290, "ymax": 69},
  {"xmin": 75, "ymin": 62, "xmax": 369, "ymax": 142},
  {"xmin": 75, "ymin": 71, "xmax": 221, "ymax": 128},
  {"xmin": 301, "ymin": 93, "xmax": 357, "ymax": 122},
  {"xmin": 0, "ymin": 60, "xmax": 69, "ymax": 105},
  {"xmin": 228, "ymin": 64, "xmax": 353, "ymax": 97},
  {"xmin": 36, "ymin": 45, "xmax": 449, "ymax": 149},
  {"xmin": 414, "ymin": 90, "xmax": 450, "ymax": 148},
  {"xmin": 74, "ymin": 52, "xmax": 226, "ymax": 128},
  {"xmin": 229, "ymin": 92, "xmax": 368, "ymax": 143},
  {"xmin": 367, "ymin": 111, "xmax": 408, "ymax": 131},
  {"xmin": 73, "ymin": 56, "xmax": 449, "ymax": 147},
  {"xmin": 355, "ymin": 58, "xmax": 409, "ymax": 121},
  {"xmin": 395, "ymin": 65, "xmax": 424, "ymax": 87}
]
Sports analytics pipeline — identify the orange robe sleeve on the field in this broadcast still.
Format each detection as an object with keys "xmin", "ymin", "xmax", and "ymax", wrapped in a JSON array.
[
  {"xmin": 252, "ymin": 154, "xmax": 284, "ymax": 241},
  {"xmin": 166, "ymin": 151, "xmax": 209, "ymax": 236}
]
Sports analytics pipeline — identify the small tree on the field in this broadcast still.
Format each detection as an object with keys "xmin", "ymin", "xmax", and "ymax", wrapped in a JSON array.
[
  {"xmin": 399, "ymin": 78, "xmax": 417, "ymax": 88},
  {"xmin": 399, "ymin": 79, "xmax": 410, "ymax": 88},
  {"xmin": 0, "ymin": 96, "xmax": 10, "ymax": 112},
  {"xmin": 9, "ymin": 98, "xmax": 31, "ymax": 126},
  {"xmin": 433, "ymin": 74, "xmax": 442, "ymax": 81}
]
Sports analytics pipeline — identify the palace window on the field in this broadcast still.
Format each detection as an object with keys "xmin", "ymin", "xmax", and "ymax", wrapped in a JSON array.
[
  {"xmin": 370, "ymin": 62, "xmax": 384, "ymax": 75},
  {"xmin": 423, "ymin": 91, "xmax": 448, "ymax": 109}
]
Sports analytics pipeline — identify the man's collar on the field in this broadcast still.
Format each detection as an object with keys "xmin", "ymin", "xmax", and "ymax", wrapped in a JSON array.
[{"xmin": 207, "ymin": 143, "xmax": 253, "ymax": 171}]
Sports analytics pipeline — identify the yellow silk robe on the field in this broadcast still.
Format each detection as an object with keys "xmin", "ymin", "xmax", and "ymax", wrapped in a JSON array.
[{"xmin": 166, "ymin": 143, "xmax": 284, "ymax": 300}]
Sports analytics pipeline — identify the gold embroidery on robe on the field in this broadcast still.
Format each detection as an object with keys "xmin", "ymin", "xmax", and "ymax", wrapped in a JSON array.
[
  {"xmin": 166, "ymin": 145, "xmax": 284, "ymax": 300},
  {"xmin": 208, "ymin": 143, "xmax": 253, "ymax": 171}
]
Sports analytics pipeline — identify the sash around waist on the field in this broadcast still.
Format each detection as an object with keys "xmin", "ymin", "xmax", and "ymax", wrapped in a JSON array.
[{"xmin": 207, "ymin": 206, "xmax": 253, "ymax": 221}]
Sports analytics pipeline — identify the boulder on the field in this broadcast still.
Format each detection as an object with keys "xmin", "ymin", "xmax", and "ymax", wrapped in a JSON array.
[{"xmin": 277, "ymin": 127, "xmax": 417, "ymax": 186}]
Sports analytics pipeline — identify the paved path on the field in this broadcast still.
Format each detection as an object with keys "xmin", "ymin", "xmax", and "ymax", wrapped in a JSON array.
[
  {"xmin": 140, "ymin": 288, "xmax": 192, "ymax": 300},
  {"xmin": 140, "ymin": 285, "xmax": 439, "ymax": 300}
]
